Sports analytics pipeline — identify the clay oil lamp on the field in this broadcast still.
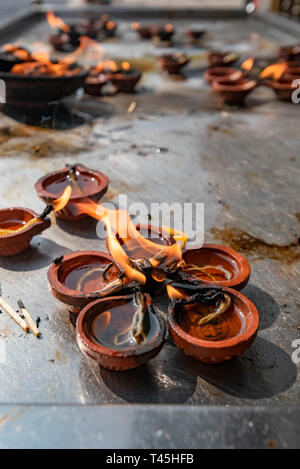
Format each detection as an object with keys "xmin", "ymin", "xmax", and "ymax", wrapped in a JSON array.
[
  {"xmin": 0, "ymin": 186, "xmax": 72, "ymax": 256},
  {"xmin": 204, "ymin": 67, "xmax": 242, "ymax": 84},
  {"xmin": 99, "ymin": 15, "xmax": 117, "ymax": 39},
  {"xmin": 84, "ymin": 60, "xmax": 117, "ymax": 96},
  {"xmin": 131, "ymin": 22, "xmax": 153, "ymax": 40},
  {"xmin": 186, "ymin": 27, "xmax": 206, "ymax": 44},
  {"xmin": 35, "ymin": 164, "xmax": 109, "ymax": 221},
  {"xmin": 76, "ymin": 292, "xmax": 166, "ymax": 370},
  {"xmin": 178, "ymin": 244, "xmax": 250, "ymax": 291},
  {"xmin": 109, "ymin": 61, "xmax": 141, "ymax": 93},
  {"xmin": 267, "ymin": 77, "xmax": 300, "ymax": 102},
  {"xmin": 278, "ymin": 44, "xmax": 300, "ymax": 62},
  {"xmin": 211, "ymin": 77, "xmax": 257, "ymax": 105},
  {"xmin": 151, "ymin": 24, "xmax": 175, "ymax": 46},
  {"xmin": 259, "ymin": 62, "xmax": 299, "ymax": 102},
  {"xmin": 158, "ymin": 52, "xmax": 190, "ymax": 76},
  {"xmin": 0, "ymin": 208, "xmax": 50, "ymax": 256},
  {"xmin": 0, "ymin": 47, "xmax": 87, "ymax": 106},
  {"xmin": 207, "ymin": 51, "xmax": 239, "ymax": 68},
  {"xmin": 47, "ymin": 11, "xmax": 75, "ymax": 51},
  {"xmin": 48, "ymin": 251, "xmax": 123, "ymax": 316},
  {"xmin": 0, "ymin": 44, "xmax": 32, "ymax": 72},
  {"xmin": 167, "ymin": 283, "xmax": 259, "ymax": 364}
]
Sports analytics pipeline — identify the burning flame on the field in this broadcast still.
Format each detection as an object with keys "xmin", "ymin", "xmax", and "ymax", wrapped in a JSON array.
[
  {"xmin": 9, "ymin": 39, "xmax": 89, "ymax": 77},
  {"xmin": 166, "ymin": 284, "xmax": 184, "ymax": 300},
  {"xmin": 260, "ymin": 63, "xmax": 287, "ymax": 81},
  {"xmin": 241, "ymin": 57, "xmax": 254, "ymax": 72},
  {"xmin": 47, "ymin": 11, "xmax": 70, "ymax": 33},
  {"xmin": 52, "ymin": 186, "xmax": 72, "ymax": 212},
  {"xmin": 165, "ymin": 24, "xmax": 174, "ymax": 32},
  {"xmin": 131, "ymin": 22, "xmax": 140, "ymax": 31},
  {"xmin": 106, "ymin": 21, "xmax": 116, "ymax": 31},
  {"xmin": 121, "ymin": 61, "xmax": 131, "ymax": 72},
  {"xmin": 74, "ymin": 198, "xmax": 183, "ymax": 285},
  {"xmin": 2, "ymin": 44, "xmax": 30, "ymax": 61},
  {"xmin": 94, "ymin": 59, "xmax": 118, "ymax": 74}
]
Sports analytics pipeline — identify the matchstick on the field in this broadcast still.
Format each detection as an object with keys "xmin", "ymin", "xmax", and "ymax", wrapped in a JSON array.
[
  {"xmin": 0, "ymin": 283, "xmax": 29, "ymax": 332},
  {"xmin": 17, "ymin": 300, "xmax": 40, "ymax": 337}
]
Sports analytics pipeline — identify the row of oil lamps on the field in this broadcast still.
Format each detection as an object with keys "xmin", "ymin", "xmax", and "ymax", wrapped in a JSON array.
[{"xmin": 0, "ymin": 164, "xmax": 259, "ymax": 371}]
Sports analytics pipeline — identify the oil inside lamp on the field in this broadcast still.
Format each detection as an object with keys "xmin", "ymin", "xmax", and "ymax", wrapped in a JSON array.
[
  {"xmin": 44, "ymin": 165, "xmax": 100, "ymax": 198},
  {"xmin": 89, "ymin": 293, "xmax": 160, "ymax": 350},
  {"xmin": 62, "ymin": 258, "xmax": 120, "ymax": 294},
  {"xmin": 167, "ymin": 284, "xmax": 243, "ymax": 342}
]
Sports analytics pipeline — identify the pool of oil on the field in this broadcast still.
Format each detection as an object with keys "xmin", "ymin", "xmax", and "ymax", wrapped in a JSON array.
[
  {"xmin": 62, "ymin": 260, "xmax": 119, "ymax": 293},
  {"xmin": 90, "ymin": 297, "xmax": 160, "ymax": 351},
  {"xmin": 45, "ymin": 171, "xmax": 101, "ymax": 198}
]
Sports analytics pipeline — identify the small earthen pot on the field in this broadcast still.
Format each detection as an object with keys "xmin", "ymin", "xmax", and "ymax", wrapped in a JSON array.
[
  {"xmin": 47, "ymin": 250, "xmax": 122, "ymax": 316},
  {"xmin": 186, "ymin": 28, "xmax": 206, "ymax": 41},
  {"xmin": 35, "ymin": 164, "xmax": 109, "ymax": 221},
  {"xmin": 158, "ymin": 54, "xmax": 189, "ymax": 75},
  {"xmin": 208, "ymin": 52, "xmax": 239, "ymax": 67},
  {"xmin": 266, "ymin": 78, "xmax": 300, "ymax": 102},
  {"xmin": 76, "ymin": 293, "xmax": 166, "ymax": 371},
  {"xmin": 182, "ymin": 244, "xmax": 250, "ymax": 290},
  {"xmin": 131, "ymin": 23, "xmax": 153, "ymax": 39},
  {"xmin": 278, "ymin": 44, "xmax": 300, "ymax": 61},
  {"xmin": 110, "ymin": 70, "xmax": 141, "ymax": 93},
  {"xmin": 0, "ymin": 207, "xmax": 50, "ymax": 256},
  {"xmin": 168, "ymin": 285, "xmax": 259, "ymax": 364},
  {"xmin": 84, "ymin": 73, "xmax": 111, "ymax": 96},
  {"xmin": 212, "ymin": 77, "xmax": 257, "ymax": 105},
  {"xmin": 204, "ymin": 67, "xmax": 242, "ymax": 84},
  {"xmin": 151, "ymin": 24, "xmax": 175, "ymax": 42}
]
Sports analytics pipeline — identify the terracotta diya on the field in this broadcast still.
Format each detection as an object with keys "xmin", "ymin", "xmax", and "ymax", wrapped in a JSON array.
[
  {"xmin": 212, "ymin": 77, "xmax": 257, "ymax": 105},
  {"xmin": 151, "ymin": 24, "xmax": 175, "ymax": 44},
  {"xmin": 109, "ymin": 62, "xmax": 141, "ymax": 93},
  {"xmin": 48, "ymin": 250, "xmax": 122, "ymax": 315},
  {"xmin": 84, "ymin": 60, "xmax": 118, "ymax": 96},
  {"xmin": 180, "ymin": 244, "xmax": 250, "ymax": 291},
  {"xmin": 35, "ymin": 164, "xmax": 109, "ymax": 221},
  {"xmin": 278, "ymin": 44, "xmax": 300, "ymax": 61},
  {"xmin": 0, "ymin": 207, "xmax": 50, "ymax": 256},
  {"xmin": 186, "ymin": 28, "xmax": 206, "ymax": 42},
  {"xmin": 204, "ymin": 67, "xmax": 242, "ymax": 84},
  {"xmin": 158, "ymin": 53, "xmax": 189, "ymax": 75},
  {"xmin": 207, "ymin": 52, "xmax": 239, "ymax": 67},
  {"xmin": 76, "ymin": 292, "xmax": 166, "ymax": 370},
  {"xmin": 266, "ymin": 77, "xmax": 300, "ymax": 102},
  {"xmin": 131, "ymin": 22, "xmax": 153, "ymax": 40},
  {"xmin": 168, "ymin": 284, "xmax": 259, "ymax": 364}
]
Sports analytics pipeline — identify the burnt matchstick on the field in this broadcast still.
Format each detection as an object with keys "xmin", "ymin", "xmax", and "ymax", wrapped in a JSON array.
[
  {"xmin": 0, "ymin": 282, "xmax": 29, "ymax": 332},
  {"xmin": 17, "ymin": 300, "xmax": 40, "ymax": 337}
]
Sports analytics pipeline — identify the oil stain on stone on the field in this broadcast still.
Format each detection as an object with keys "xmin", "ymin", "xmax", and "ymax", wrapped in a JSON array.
[{"xmin": 210, "ymin": 226, "xmax": 300, "ymax": 264}]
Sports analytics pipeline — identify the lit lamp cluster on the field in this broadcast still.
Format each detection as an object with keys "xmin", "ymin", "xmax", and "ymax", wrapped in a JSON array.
[
  {"xmin": 14, "ymin": 163, "xmax": 259, "ymax": 371},
  {"xmin": 205, "ymin": 44, "xmax": 300, "ymax": 104}
]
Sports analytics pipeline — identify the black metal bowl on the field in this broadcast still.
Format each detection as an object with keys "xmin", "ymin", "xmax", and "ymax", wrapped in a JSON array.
[{"xmin": 0, "ymin": 66, "xmax": 88, "ymax": 106}]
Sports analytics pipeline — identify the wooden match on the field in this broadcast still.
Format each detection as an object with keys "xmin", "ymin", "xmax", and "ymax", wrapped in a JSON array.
[
  {"xmin": 0, "ymin": 283, "xmax": 29, "ymax": 332},
  {"xmin": 17, "ymin": 300, "xmax": 40, "ymax": 337}
]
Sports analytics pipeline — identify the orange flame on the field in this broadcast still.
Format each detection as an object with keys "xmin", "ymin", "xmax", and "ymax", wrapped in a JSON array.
[
  {"xmin": 131, "ymin": 22, "xmax": 140, "ymax": 31},
  {"xmin": 241, "ymin": 57, "xmax": 254, "ymax": 72},
  {"xmin": 47, "ymin": 11, "xmax": 70, "ymax": 33},
  {"xmin": 2, "ymin": 44, "xmax": 30, "ymax": 61},
  {"xmin": 166, "ymin": 284, "xmax": 184, "ymax": 300},
  {"xmin": 165, "ymin": 24, "xmax": 174, "ymax": 32},
  {"xmin": 106, "ymin": 21, "xmax": 116, "ymax": 31},
  {"xmin": 74, "ymin": 198, "xmax": 183, "ymax": 285},
  {"xmin": 121, "ymin": 61, "xmax": 131, "ymax": 72},
  {"xmin": 10, "ymin": 40, "xmax": 88, "ymax": 77},
  {"xmin": 94, "ymin": 59, "xmax": 118, "ymax": 73},
  {"xmin": 52, "ymin": 186, "xmax": 72, "ymax": 212},
  {"xmin": 260, "ymin": 63, "xmax": 287, "ymax": 81}
]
